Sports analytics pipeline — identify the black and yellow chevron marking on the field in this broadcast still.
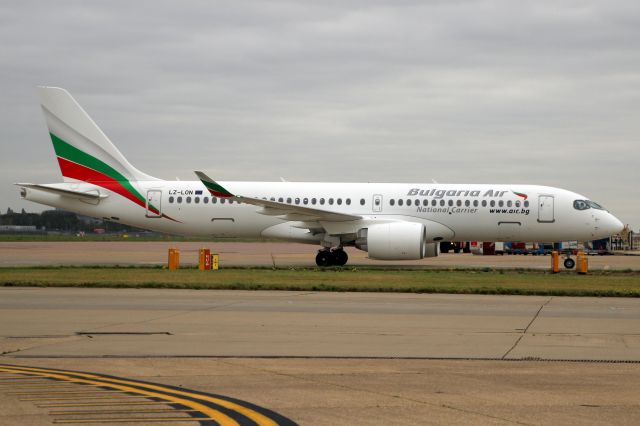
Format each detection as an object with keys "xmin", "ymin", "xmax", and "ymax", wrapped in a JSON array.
[{"xmin": 0, "ymin": 364, "xmax": 297, "ymax": 426}]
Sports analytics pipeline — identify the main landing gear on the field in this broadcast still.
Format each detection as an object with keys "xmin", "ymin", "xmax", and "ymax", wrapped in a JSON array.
[{"xmin": 315, "ymin": 248, "xmax": 349, "ymax": 267}]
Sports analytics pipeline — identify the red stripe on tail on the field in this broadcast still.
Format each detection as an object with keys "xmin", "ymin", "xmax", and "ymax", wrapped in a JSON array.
[{"xmin": 57, "ymin": 157, "xmax": 156, "ymax": 213}]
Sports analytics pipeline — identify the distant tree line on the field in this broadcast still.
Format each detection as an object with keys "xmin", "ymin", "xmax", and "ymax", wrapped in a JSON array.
[{"xmin": 1, "ymin": 208, "xmax": 141, "ymax": 233}]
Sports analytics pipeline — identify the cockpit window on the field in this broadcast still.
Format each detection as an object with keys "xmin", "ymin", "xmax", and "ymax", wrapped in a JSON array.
[
  {"xmin": 586, "ymin": 201, "xmax": 604, "ymax": 210},
  {"xmin": 574, "ymin": 199, "xmax": 605, "ymax": 211},
  {"xmin": 573, "ymin": 200, "xmax": 589, "ymax": 210}
]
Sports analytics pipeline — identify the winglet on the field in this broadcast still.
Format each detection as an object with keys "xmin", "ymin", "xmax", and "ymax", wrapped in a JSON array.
[{"xmin": 195, "ymin": 171, "xmax": 235, "ymax": 198}]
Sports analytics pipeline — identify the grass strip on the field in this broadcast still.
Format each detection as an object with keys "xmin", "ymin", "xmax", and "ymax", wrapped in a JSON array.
[{"xmin": 0, "ymin": 267, "xmax": 639, "ymax": 297}]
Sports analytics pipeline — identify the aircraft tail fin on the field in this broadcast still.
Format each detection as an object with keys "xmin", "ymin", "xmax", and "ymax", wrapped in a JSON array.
[{"xmin": 37, "ymin": 86, "xmax": 158, "ymax": 183}]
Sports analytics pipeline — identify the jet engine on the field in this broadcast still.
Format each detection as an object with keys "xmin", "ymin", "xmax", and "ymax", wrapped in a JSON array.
[
  {"xmin": 423, "ymin": 242, "xmax": 439, "ymax": 258},
  {"xmin": 355, "ymin": 222, "xmax": 438, "ymax": 260}
]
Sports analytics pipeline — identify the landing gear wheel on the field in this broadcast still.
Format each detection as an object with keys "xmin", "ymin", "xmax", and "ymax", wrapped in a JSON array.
[
  {"xmin": 315, "ymin": 250, "xmax": 335, "ymax": 267},
  {"xmin": 332, "ymin": 249, "xmax": 348, "ymax": 266},
  {"xmin": 564, "ymin": 258, "xmax": 575, "ymax": 269}
]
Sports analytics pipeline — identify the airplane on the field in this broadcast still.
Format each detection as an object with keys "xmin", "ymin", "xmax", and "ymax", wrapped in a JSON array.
[{"xmin": 17, "ymin": 87, "xmax": 624, "ymax": 268}]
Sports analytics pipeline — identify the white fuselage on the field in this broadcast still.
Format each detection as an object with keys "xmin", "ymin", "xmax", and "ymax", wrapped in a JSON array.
[
  {"xmin": 24, "ymin": 87, "xmax": 625, "ymax": 265},
  {"xmin": 22, "ymin": 180, "xmax": 623, "ymax": 245}
]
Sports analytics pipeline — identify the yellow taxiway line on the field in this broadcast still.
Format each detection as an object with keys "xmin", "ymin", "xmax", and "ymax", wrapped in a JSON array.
[{"xmin": 0, "ymin": 364, "xmax": 295, "ymax": 425}]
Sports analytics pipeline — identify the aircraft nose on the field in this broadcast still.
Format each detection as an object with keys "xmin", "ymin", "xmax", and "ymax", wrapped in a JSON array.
[{"xmin": 604, "ymin": 213, "xmax": 624, "ymax": 236}]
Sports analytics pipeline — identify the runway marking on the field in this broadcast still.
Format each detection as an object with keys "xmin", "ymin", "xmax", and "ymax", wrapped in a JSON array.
[
  {"xmin": 10, "ymin": 390, "xmax": 129, "ymax": 395},
  {"xmin": 20, "ymin": 395, "xmax": 151, "ymax": 401},
  {"xmin": 0, "ymin": 364, "xmax": 298, "ymax": 425},
  {"xmin": 54, "ymin": 418, "xmax": 216, "ymax": 424},
  {"xmin": 1, "ymin": 382, "xmax": 88, "ymax": 386},
  {"xmin": 0, "ymin": 377, "xmax": 50, "ymax": 381},
  {"xmin": 52, "ymin": 409, "xmax": 200, "ymax": 415},
  {"xmin": 38, "ymin": 401, "xmax": 171, "ymax": 408}
]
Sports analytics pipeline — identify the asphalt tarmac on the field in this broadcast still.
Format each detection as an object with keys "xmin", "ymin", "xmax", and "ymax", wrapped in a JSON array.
[
  {"xmin": 1, "ymin": 241, "xmax": 639, "ymax": 269},
  {"xmin": 1, "ymin": 288, "xmax": 639, "ymax": 425}
]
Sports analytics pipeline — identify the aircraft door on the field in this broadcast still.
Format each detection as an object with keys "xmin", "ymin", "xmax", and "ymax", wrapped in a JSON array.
[
  {"xmin": 372, "ymin": 194, "xmax": 383, "ymax": 213},
  {"xmin": 538, "ymin": 195, "xmax": 554, "ymax": 223},
  {"xmin": 146, "ymin": 190, "xmax": 162, "ymax": 218}
]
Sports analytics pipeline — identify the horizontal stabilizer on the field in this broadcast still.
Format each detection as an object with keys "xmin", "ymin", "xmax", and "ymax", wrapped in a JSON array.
[{"xmin": 15, "ymin": 183, "xmax": 108, "ymax": 200}]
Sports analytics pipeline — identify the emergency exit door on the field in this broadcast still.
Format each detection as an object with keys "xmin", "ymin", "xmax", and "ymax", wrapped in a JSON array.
[
  {"xmin": 146, "ymin": 190, "xmax": 162, "ymax": 218},
  {"xmin": 538, "ymin": 195, "xmax": 554, "ymax": 223}
]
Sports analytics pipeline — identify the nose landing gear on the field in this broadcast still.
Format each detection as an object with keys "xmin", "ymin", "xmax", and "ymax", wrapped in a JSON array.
[
  {"xmin": 315, "ymin": 248, "xmax": 348, "ymax": 267},
  {"xmin": 563, "ymin": 257, "xmax": 575, "ymax": 269}
]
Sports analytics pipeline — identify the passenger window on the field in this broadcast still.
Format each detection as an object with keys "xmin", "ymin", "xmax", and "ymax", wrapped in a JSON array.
[
  {"xmin": 390, "ymin": 199, "xmax": 395, "ymax": 206},
  {"xmin": 360, "ymin": 198, "xmax": 365, "ymax": 206},
  {"xmin": 186, "ymin": 197, "xmax": 192, "ymax": 204},
  {"xmin": 320, "ymin": 198, "xmax": 325, "ymax": 205},
  {"xmin": 507, "ymin": 200, "xmax": 512, "ymax": 207},
  {"xmin": 432, "ymin": 200, "xmax": 437, "ymax": 206},
  {"xmin": 414, "ymin": 199, "xmax": 419, "ymax": 206},
  {"xmin": 270, "ymin": 197, "xmax": 275, "ymax": 201},
  {"xmin": 337, "ymin": 199, "xmax": 342, "ymax": 205},
  {"xmin": 329, "ymin": 198, "xmax": 334, "ymax": 205},
  {"xmin": 490, "ymin": 200, "xmax": 495, "ymax": 207},
  {"xmin": 169, "ymin": 196, "xmax": 174, "ymax": 204},
  {"xmin": 177, "ymin": 196, "xmax": 182, "ymax": 204},
  {"xmin": 456, "ymin": 200, "xmax": 461, "ymax": 207},
  {"xmin": 515, "ymin": 200, "xmax": 520, "ymax": 207},
  {"xmin": 287, "ymin": 197, "xmax": 292, "ymax": 204},
  {"xmin": 423, "ymin": 199, "xmax": 428, "ymax": 206},
  {"xmin": 303, "ymin": 198, "xmax": 308, "ymax": 205},
  {"xmin": 448, "ymin": 200, "xmax": 453, "ymax": 206},
  {"xmin": 195, "ymin": 197, "xmax": 200, "ymax": 204},
  {"xmin": 295, "ymin": 198, "xmax": 300, "ymax": 205},
  {"xmin": 220, "ymin": 198, "xmax": 226, "ymax": 204},
  {"xmin": 464, "ymin": 200, "xmax": 470, "ymax": 207},
  {"xmin": 311, "ymin": 198, "xmax": 317, "ymax": 205},
  {"xmin": 211, "ymin": 197, "xmax": 217, "ymax": 204},
  {"xmin": 481, "ymin": 200, "xmax": 487, "ymax": 207},
  {"xmin": 473, "ymin": 200, "xmax": 478, "ymax": 207},
  {"xmin": 440, "ymin": 200, "xmax": 445, "ymax": 206},
  {"xmin": 278, "ymin": 197, "xmax": 283, "ymax": 203},
  {"xmin": 398, "ymin": 199, "xmax": 403, "ymax": 206},
  {"xmin": 524, "ymin": 200, "xmax": 529, "ymax": 207},
  {"xmin": 498, "ymin": 200, "xmax": 504, "ymax": 207},
  {"xmin": 346, "ymin": 199, "xmax": 351, "ymax": 205}
]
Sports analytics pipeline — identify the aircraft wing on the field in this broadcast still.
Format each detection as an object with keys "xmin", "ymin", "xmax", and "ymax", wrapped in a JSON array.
[
  {"xmin": 15, "ymin": 183, "xmax": 108, "ymax": 200},
  {"xmin": 195, "ymin": 171, "xmax": 361, "ymax": 222}
]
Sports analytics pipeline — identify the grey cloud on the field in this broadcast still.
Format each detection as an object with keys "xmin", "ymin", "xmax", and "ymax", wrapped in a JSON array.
[{"xmin": 0, "ymin": 0, "xmax": 638, "ymax": 228}]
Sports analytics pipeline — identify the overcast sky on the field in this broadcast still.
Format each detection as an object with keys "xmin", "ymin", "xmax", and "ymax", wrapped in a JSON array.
[{"xmin": 1, "ymin": 1, "xmax": 639, "ymax": 229}]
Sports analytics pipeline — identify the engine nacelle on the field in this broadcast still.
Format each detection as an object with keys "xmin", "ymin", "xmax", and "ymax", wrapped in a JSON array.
[
  {"xmin": 359, "ymin": 222, "xmax": 426, "ymax": 260},
  {"xmin": 424, "ymin": 242, "xmax": 439, "ymax": 258}
]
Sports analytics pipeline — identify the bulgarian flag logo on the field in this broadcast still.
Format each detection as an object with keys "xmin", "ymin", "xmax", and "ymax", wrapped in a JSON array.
[{"xmin": 512, "ymin": 191, "xmax": 528, "ymax": 200}]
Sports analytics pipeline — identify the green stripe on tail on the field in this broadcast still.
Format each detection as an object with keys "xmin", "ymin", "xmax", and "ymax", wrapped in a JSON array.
[{"xmin": 50, "ymin": 133, "xmax": 146, "ymax": 204}]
